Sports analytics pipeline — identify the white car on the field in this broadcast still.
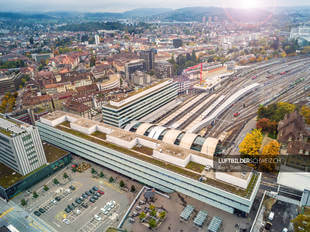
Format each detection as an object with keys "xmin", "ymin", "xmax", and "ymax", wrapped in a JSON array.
[
  {"xmin": 51, "ymin": 199, "xmax": 57, "ymax": 205},
  {"xmin": 94, "ymin": 214, "xmax": 101, "ymax": 221},
  {"xmin": 75, "ymin": 209, "xmax": 81, "ymax": 215},
  {"xmin": 63, "ymin": 219, "xmax": 70, "ymax": 225},
  {"xmin": 282, "ymin": 228, "xmax": 288, "ymax": 232}
]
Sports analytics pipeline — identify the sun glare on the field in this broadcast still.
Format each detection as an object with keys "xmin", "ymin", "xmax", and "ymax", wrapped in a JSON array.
[{"xmin": 238, "ymin": 0, "xmax": 260, "ymax": 9}]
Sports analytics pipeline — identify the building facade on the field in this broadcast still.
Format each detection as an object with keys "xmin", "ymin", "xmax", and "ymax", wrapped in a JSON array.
[
  {"xmin": 125, "ymin": 59, "xmax": 145, "ymax": 82},
  {"xmin": 0, "ymin": 116, "xmax": 47, "ymax": 175},
  {"xmin": 102, "ymin": 80, "xmax": 178, "ymax": 128},
  {"xmin": 36, "ymin": 111, "xmax": 261, "ymax": 215},
  {"xmin": 139, "ymin": 49, "xmax": 155, "ymax": 72}
]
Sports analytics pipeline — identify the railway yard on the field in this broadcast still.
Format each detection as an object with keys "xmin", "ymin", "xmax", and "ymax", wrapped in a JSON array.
[{"xmin": 152, "ymin": 56, "xmax": 310, "ymax": 154}]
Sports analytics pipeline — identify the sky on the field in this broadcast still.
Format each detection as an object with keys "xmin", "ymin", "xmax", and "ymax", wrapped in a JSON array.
[{"xmin": 0, "ymin": 0, "xmax": 309, "ymax": 12}]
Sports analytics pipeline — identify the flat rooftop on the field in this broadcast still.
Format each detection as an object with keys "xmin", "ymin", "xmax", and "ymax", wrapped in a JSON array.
[
  {"xmin": 43, "ymin": 143, "xmax": 69, "ymax": 163},
  {"xmin": 105, "ymin": 79, "xmax": 171, "ymax": 108},
  {"xmin": 40, "ymin": 111, "xmax": 258, "ymax": 198},
  {"xmin": 0, "ymin": 116, "xmax": 29, "ymax": 137}
]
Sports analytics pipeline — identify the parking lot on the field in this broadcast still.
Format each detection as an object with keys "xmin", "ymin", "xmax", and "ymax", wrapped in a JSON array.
[{"xmin": 14, "ymin": 156, "xmax": 141, "ymax": 232}]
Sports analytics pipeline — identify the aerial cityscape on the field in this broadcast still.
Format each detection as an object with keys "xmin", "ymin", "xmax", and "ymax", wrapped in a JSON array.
[{"xmin": 0, "ymin": 0, "xmax": 309, "ymax": 231}]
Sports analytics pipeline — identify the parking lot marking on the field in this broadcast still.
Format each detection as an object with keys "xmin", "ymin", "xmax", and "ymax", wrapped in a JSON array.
[
  {"xmin": 0, "ymin": 207, "xmax": 13, "ymax": 218},
  {"xmin": 52, "ymin": 222, "xmax": 61, "ymax": 228}
]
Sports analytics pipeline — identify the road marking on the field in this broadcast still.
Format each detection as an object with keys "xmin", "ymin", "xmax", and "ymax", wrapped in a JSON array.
[
  {"xmin": 53, "ymin": 222, "xmax": 61, "ymax": 228},
  {"xmin": 0, "ymin": 207, "xmax": 14, "ymax": 218}
]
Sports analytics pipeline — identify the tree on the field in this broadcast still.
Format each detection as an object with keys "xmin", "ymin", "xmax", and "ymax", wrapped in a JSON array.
[
  {"xmin": 53, "ymin": 178, "xmax": 59, "ymax": 185},
  {"xmin": 63, "ymin": 172, "xmax": 68, "ymax": 179},
  {"xmin": 291, "ymin": 214, "xmax": 310, "ymax": 232},
  {"xmin": 159, "ymin": 211, "xmax": 166, "ymax": 220},
  {"xmin": 301, "ymin": 105, "xmax": 310, "ymax": 124},
  {"xmin": 149, "ymin": 218, "xmax": 157, "ymax": 228},
  {"xmin": 33, "ymin": 191, "xmax": 38, "ymax": 198},
  {"xmin": 21, "ymin": 199, "xmax": 27, "ymax": 206},
  {"xmin": 130, "ymin": 185, "xmax": 136, "ymax": 192},
  {"xmin": 149, "ymin": 204, "xmax": 155, "ymax": 211},
  {"xmin": 256, "ymin": 118, "xmax": 277, "ymax": 134},
  {"xmin": 43, "ymin": 185, "xmax": 49, "ymax": 191},
  {"xmin": 91, "ymin": 168, "xmax": 97, "ymax": 175},
  {"xmin": 239, "ymin": 129, "xmax": 263, "ymax": 156},
  {"xmin": 119, "ymin": 180, "xmax": 125, "ymax": 188},
  {"xmin": 139, "ymin": 211, "xmax": 146, "ymax": 221},
  {"xmin": 150, "ymin": 209, "xmax": 157, "ymax": 217},
  {"xmin": 99, "ymin": 171, "xmax": 104, "ymax": 178},
  {"xmin": 261, "ymin": 140, "xmax": 280, "ymax": 171},
  {"xmin": 109, "ymin": 177, "xmax": 114, "ymax": 183}
]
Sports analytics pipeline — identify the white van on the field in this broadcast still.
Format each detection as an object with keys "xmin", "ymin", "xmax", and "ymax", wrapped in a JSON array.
[{"xmin": 268, "ymin": 211, "xmax": 274, "ymax": 221}]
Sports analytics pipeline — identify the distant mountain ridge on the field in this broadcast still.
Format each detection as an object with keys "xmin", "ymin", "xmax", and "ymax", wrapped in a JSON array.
[{"xmin": 0, "ymin": 6, "xmax": 309, "ymax": 22}]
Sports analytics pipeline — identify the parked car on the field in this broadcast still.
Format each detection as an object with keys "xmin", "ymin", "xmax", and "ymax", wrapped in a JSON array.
[
  {"xmin": 81, "ymin": 203, "xmax": 88, "ymax": 208},
  {"xmin": 93, "ymin": 195, "xmax": 99, "ymax": 200},
  {"xmin": 89, "ymin": 198, "xmax": 96, "ymax": 203},
  {"xmin": 55, "ymin": 196, "xmax": 61, "ymax": 201},
  {"xmin": 67, "ymin": 205, "xmax": 73, "ymax": 211},
  {"xmin": 97, "ymin": 190, "xmax": 104, "ymax": 195},
  {"xmin": 94, "ymin": 214, "xmax": 101, "ymax": 221},
  {"xmin": 75, "ymin": 209, "xmax": 81, "ymax": 215},
  {"xmin": 92, "ymin": 186, "xmax": 98, "ymax": 191},
  {"xmin": 63, "ymin": 219, "xmax": 70, "ymax": 224},
  {"xmin": 72, "ymin": 202, "xmax": 77, "ymax": 208},
  {"xmin": 51, "ymin": 199, "xmax": 57, "ymax": 205},
  {"xmin": 82, "ymin": 194, "xmax": 87, "ymax": 199},
  {"xmin": 38, "ymin": 208, "xmax": 45, "ymax": 214},
  {"xmin": 282, "ymin": 228, "xmax": 288, "ymax": 232},
  {"xmin": 89, "ymin": 189, "xmax": 95, "ymax": 194},
  {"xmin": 34, "ymin": 211, "xmax": 41, "ymax": 217},
  {"xmin": 69, "ymin": 185, "xmax": 76, "ymax": 191},
  {"xmin": 268, "ymin": 212, "xmax": 274, "ymax": 221},
  {"xmin": 75, "ymin": 198, "xmax": 82, "ymax": 204},
  {"xmin": 64, "ymin": 208, "xmax": 71, "ymax": 213},
  {"xmin": 95, "ymin": 192, "xmax": 101, "ymax": 197}
]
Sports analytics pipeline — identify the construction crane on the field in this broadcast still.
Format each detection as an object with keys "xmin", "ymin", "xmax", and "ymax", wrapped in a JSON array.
[{"xmin": 184, "ymin": 62, "xmax": 205, "ymax": 85}]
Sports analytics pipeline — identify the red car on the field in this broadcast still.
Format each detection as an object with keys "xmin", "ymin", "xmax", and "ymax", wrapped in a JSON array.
[{"xmin": 97, "ymin": 190, "xmax": 104, "ymax": 195}]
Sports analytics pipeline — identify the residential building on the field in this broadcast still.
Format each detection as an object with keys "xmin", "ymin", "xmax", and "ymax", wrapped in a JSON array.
[
  {"xmin": 102, "ymin": 79, "xmax": 178, "ymax": 128},
  {"xmin": 0, "ymin": 73, "xmax": 23, "ymax": 95},
  {"xmin": 154, "ymin": 60, "xmax": 173, "ymax": 78},
  {"xmin": 95, "ymin": 35, "xmax": 100, "ymax": 45},
  {"xmin": 0, "ymin": 116, "xmax": 47, "ymax": 175}
]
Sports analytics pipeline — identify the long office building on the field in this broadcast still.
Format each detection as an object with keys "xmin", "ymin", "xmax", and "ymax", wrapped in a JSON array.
[
  {"xmin": 37, "ymin": 111, "xmax": 261, "ymax": 215},
  {"xmin": 0, "ymin": 116, "xmax": 47, "ymax": 175},
  {"xmin": 102, "ymin": 79, "xmax": 178, "ymax": 128}
]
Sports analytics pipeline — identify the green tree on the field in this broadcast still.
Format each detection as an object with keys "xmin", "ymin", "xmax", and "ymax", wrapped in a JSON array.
[
  {"xmin": 239, "ymin": 129, "xmax": 263, "ymax": 156},
  {"xmin": 91, "ymin": 168, "xmax": 97, "ymax": 175},
  {"xmin": 159, "ymin": 211, "xmax": 166, "ymax": 220},
  {"xmin": 139, "ymin": 211, "xmax": 146, "ymax": 221},
  {"xmin": 130, "ymin": 185, "xmax": 136, "ymax": 192},
  {"xmin": 150, "ymin": 209, "xmax": 157, "ymax": 217},
  {"xmin": 149, "ymin": 204, "xmax": 155, "ymax": 211},
  {"xmin": 109, "ymin": 177, "xmax": 114, "ymax": 183},
  {"xmin": 33, "ymin": 191, "xmax": 38, "ymax": 198},
  {"xmin": 21, "ymin": 199, "xmax": 27, "ymax": 206},
  {"xmin": 63, "ymin": 172, "xmax": 68, "ymax": 179},
  {"xmin": 43, "ymin": 185, "xmax": 49, "ymax": 191},
  {"xmin": 99, "ymin": 171, "xmax": 104, "ymax": 178},
  {"xmin": 149, "ymin": 218, "xmax": 157, "ymax": 228},
  {"xmin": 53, "ymin": 178, "xmax": 59, "ymax": 185},
  {"xmin": 119, "ymin": 180, "xmax": 125, "ymax": 188}
]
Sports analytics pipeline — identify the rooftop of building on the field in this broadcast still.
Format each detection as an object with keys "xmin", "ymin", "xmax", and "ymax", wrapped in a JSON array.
[
  {"xmin": 39, "ymin": 111, "xmax": 259, "ymax": 198},
  {"xmin": 104, "ymin": 79, "xmax": 172, "ymax": 108},
  {"xmin": 0, "ymin": 143, "xmax": 68, "ymax": 189},
  {"xmin": 0, "ymin": 116, "xmax": 30, "ymax": 137}
]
